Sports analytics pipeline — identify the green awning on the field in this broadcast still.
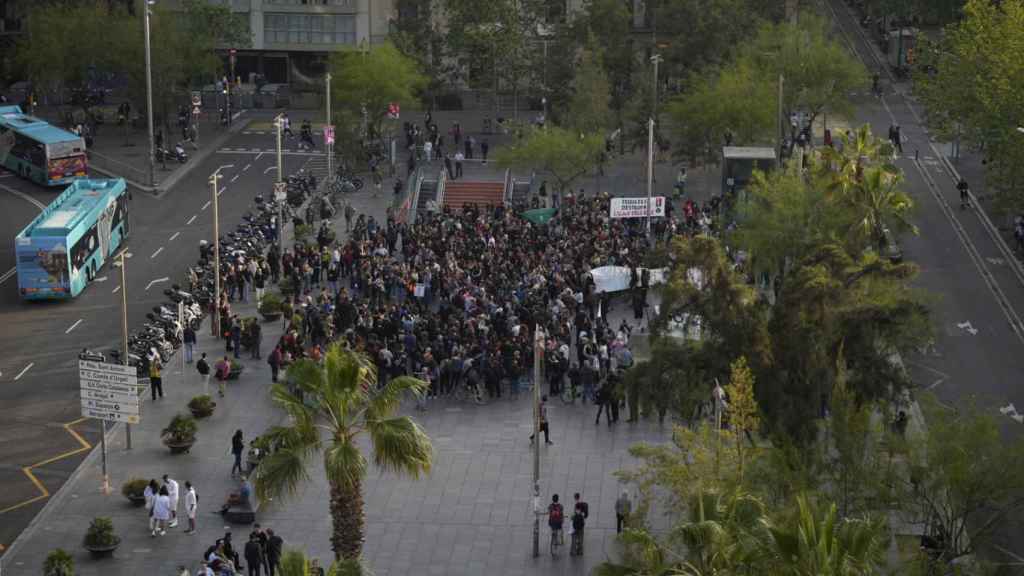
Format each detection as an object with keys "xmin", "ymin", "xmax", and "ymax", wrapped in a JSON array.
[{"xmin": 521, "ymin": 207, "xmax": 557, "ymax": 225}]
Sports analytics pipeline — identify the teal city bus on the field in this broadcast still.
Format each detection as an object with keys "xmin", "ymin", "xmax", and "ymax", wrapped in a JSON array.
[
  {"xmin": 15, "ymin": 178, "xmax": 128, "ymax": 299},
  {"xmin": 0, "ymin": 105, "xmax": 88, "ymax": 186}
]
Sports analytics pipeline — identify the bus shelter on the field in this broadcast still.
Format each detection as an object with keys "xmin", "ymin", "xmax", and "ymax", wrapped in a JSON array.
[{"xmin": 721, "ymin": 146, "xmax": 777, "ymax": 204}]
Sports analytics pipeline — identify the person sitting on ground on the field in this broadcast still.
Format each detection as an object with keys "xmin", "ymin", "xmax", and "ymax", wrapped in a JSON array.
[{"xmin": 219, "ymin": 475, "xmax": 254, "ymax": 515}]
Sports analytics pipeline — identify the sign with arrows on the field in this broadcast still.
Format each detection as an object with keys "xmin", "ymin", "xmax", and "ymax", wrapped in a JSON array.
[{"xmin": 79, "ymin": 360, "xmax": 141, "ymax": 424}]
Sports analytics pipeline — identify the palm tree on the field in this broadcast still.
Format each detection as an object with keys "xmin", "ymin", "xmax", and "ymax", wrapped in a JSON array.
[
  {"xmin": 817, "ymin": 124, "xmax": 896, "ymax": 199},
  {"xmin": 254, "ymin": 343, "xmax": 433, "ymax": 562},
  {"xmin": 844, "ymin": 165, "xmax": 916, "ymax": 252},
  {"xmin": 763, "ymin": 494, "xmax": 887, "ymax": 576}
]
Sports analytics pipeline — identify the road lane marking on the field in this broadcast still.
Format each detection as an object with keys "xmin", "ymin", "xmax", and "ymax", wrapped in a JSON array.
[
  {"xmin": 264, "ymin": 166, "xmax": 275, "ymax": 174},
  {"xmin": 94, "ymin": 276, "xmax": 107, "ymax": 283},
  {"xmin": 0, "ymin": 266, "xmax": 15, "ymax": 286},
  {"xmin": 186, "ymin": 215, "xmax": 197, "ymax": 225},
  {"xmin": 14, "ymin": 363, "xmax": 34, "ymax": 381},
  {"xmin": 65, "ymin": 319, "xmax": 83, "ymax": 334},
  {"xmin": 168, "ymin": 232, "xmax": 180, "ymax": 242},
  {"xmin": 255, "ymin": 152, "xmax": 264, "ymax": 161},
  {"xmin": 145, "ymin": 277, "xmax": 169, "ymax": 291},
  {"xmin": 243, "ymin": 164, "xmax": 251, "ymax": 172},
  {"xmin": 151, "ymin": 247, "xmax": 164, "ymax": 259},
  {"xmin": 202, "ymin": 201, "xmax": 211, "ymax": 211},
  {"xmin": 0, "ymin": 183, "xmax": 47, "ymax": 210},
  {"xmin": 218, "ymin": 187, "xmax": 227, "ymax": 197},
  {"xmin": 112, "ymin": 285, "xmax": 121, "ymax": 294},
  {"xmin": 230, "ymin": 174, "xmax": 239, "ymax": 183},
  {"xmin": 0, "ymin": 418, "xmax": 92, "ymax": 515}
]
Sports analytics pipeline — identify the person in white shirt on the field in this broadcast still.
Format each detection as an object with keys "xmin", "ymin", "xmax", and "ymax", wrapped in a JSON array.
[
  {"xmin": 152, "ymin": 486, "xmax": 172, "ymax": 536},
  {"xmin": 184, "ymin": 481, "xmax": 198, "ymax": 534},
  {"xmin": 143, "ymin": 479, "xmax": 159, "ymax": 534},
  {"xmin": 163, "ymin": 474, "xmax": 180, "ymax": 528}
]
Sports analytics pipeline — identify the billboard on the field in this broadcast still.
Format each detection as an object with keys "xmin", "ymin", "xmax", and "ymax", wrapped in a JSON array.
[{"xmin": 610, "ymin": 196, "xmax": 665, "ymax": 219}]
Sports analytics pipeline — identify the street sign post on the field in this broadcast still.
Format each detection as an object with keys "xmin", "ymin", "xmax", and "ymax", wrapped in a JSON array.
[
  {"xmin": 324, "ymin": 125, "xmax": 335, "ymax": 146},
  {"xmin": 79, "ymin": 360, "xmax": 141, "ymax": 424},
  {"xmin": 273, "ymin": 181, "xmax": 288, "ymax": 202},
  {"xmin": 191, "ymin": 91, "xmax": 202, "ymax": 107}
]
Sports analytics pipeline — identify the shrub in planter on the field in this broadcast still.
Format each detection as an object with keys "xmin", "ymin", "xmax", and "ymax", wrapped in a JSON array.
[
  {"xmin": 188, "ymin": 394, "xmax": 216, "ymax": 418},
  {"xmin": 258, "ymin": 292, "xmax": 284, "ymax": 320},
  {"xmin": 161, "ymin": 414, "xmax": 198, "ymax": 454},
  {"xmin": 43, "ymin": 548, "xmax": 74, "ymax": 576},
  {"xmin": 278, "ymin": 277, "xmax": 297, "ymax": 297},
  {"xmin": 82, "ymin": 517, "xmax": 120, "ymax": 557},
  {"xmin": 294, "ymin": 224, "xmax": 312, "ymax": 243},
  {"xmin": 120, "ymin": 478, "xmax": 149, "ymax": 507}
]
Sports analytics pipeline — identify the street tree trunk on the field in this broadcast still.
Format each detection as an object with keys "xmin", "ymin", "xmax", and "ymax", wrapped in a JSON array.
[{"xmin": 329, "ymin": 476, "xmax": 365, "ymax": 561}]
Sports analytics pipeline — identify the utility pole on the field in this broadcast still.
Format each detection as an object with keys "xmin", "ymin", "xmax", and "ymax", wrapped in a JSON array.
[
  {"xmin": 532, "ymin": 325, "xmax": 545, "ymax": 557},
  {"xmin": 646, "ymin": 117, "xmax": 655, "ymax": 237},
  {"xmin": 143, "ymin": 0, "xmax": 156, "ymax": 187},
  {"xmin": 326, "ymin": 73, "xmax": 333, "ymax": 183},
  {"xmin": 275, "ymin": 113, "xmax": 285, "ymax": 250},
  {"xmin": 210, "ymin": 170, "xmax": 224, "ymax": 338},
  {"xmin": 650, "ymin": 54, "xmax": 662, "ymax": 120},
  {"xmin": 119, "ymin": 249, "xmax": 132, "ymax": 450}
]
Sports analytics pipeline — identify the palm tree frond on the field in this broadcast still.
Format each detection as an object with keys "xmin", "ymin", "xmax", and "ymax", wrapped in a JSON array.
[
  {"xmin": 323, "ymin": 437, "xmax": 367, "ymax": 493},
  {"xmin": 366, "ymin": 416, "xmax": 433, "ymax": 478},
  {"xmin": 254, "ymin": 442, "xmax": 316, "ymax": 503},
  {"xmin": 367, "ymin": 375, "xmax": 429, "ymax": 421}
]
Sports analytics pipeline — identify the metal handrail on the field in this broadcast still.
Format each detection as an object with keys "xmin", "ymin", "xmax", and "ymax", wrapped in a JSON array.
[
  {"xmin": 436, "ymin": 166, "xmax": 448, "ymax": 211},
  {"xmin": 502, "ymin": 168, "xmax": 512, "ymax": 206}
]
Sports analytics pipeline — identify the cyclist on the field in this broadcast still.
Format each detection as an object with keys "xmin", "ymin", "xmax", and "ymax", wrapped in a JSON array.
[
  {"xmin": 958, "ymin": 178, "xmax": 970, "ymax": 209},
  {"xmin": 548, "ymin": 494, "xmax": 565, "ymax": 554}
]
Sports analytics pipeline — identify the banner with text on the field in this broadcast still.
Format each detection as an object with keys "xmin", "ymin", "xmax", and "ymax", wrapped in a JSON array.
[{"xmin": 610, "ymin": 196, "xmax": 666, "ymax": 219}]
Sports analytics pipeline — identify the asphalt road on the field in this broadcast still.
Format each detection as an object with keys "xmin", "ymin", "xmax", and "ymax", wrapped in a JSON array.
[
  {"xmin": 826, "ymin": 0, "xmax": 1024, "ymax": 567},
  {"xmin": 0, "ymin": 130, "xmax": 319, "ymax": 552}
]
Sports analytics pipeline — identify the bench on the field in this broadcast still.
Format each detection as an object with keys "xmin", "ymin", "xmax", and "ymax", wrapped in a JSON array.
[{"xmin": 224, "ymin": 498, "xmax": 260, "ymax": 525}]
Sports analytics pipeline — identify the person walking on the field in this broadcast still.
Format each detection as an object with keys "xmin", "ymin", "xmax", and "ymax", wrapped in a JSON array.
[
  {"xmin": 481, "ymin": 139, "xmax": 489, "ymax": 164},
  {"xmin": 152, "ymin": 485, "xmax": 172, "ymax": 537},
  {"xmin": 245, "ymin": 533, "xmax": 264, "ymax": 576},
  {"xmin": 615, "ymin": 491, "xmax": 631, "ymax": 534},
  {"xmin": 454, "ymin": 150, "xmax": 464, "ymax": 179},
  {"xmin": 595, "ymin": 381, "xmax": 611, "ymax": 426},
  {"xmin": 266, "ymin": 529, "xmax": 283, "ymax": 576},
  {"xmin": 231, "ymin": 429, "xmax": 245, "ymax": 477},
  {"xmin": 197, "ymin": 352, "xmax": 211, "ymax": 394},
  {"xmin": 444, "ymin": 153, "xmax": 454, "ymax": 180},
  {"xmin": 251, "ymin": 321, "xmax": 262, "ymax": 360},
  {"xmin": 163, "ymin": 474, "xmax": 180, "ymax": 528},
  {"xmin": 150, "ymin": 356, "xmax": 164, "ymax": 400},
  {"xmin": 231, "ymin": 319, "xmax": 242, "ymax": 359},
  {"xmin": 215, "ymin": 355, "xmax": 231, "ymax": 397},
  {"xmin": 184, "ymin": 481, "xmax": 198, "ymax": 534},
  {"xmin": 144, "ymin": 478, "xmax": 159, "ymax": 535},
  {"xmin": 529, "ymin": 396, "xmax": 553, "ymax": 445},
  {"xmin": 268, "ymin": 346, "xmax": 282, "ymax": 384},
  {"xmin": 183, "ymin": 324, "xmax": 196, "ymax": 363}
]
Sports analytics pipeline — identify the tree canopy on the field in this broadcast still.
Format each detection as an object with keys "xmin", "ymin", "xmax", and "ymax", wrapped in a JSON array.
[{"xmin": 492, "ymin": 126, "xmax": 605, "ymax": 194}]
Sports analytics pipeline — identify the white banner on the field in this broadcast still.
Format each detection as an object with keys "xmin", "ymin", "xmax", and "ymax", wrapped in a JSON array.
[
  {"xmin": 610, "ymin": 196, "xmax": 666, "ymax": 219},
  {"xmin": 590, "ymin": 266, "xmax": 668, "ymax": 293}
]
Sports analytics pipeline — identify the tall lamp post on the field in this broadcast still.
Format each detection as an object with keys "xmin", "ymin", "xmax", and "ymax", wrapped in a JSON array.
[
  {"xmin": 210, "ymin": 168, "xmax": 228, "ymax": 338},
  {"xmin": 143, "ymin": 0, "xmax": 156, "ymax": 187},
  {"xmin": 532, "ymin": 325, "xmax": 545, "ymax": 557},
  {"xmin": 274, "ymin": 113, "xmax": 285, "ymax": 249},
  {"xmin": 326, "ymin": 73, "xmax": 333, "ymax": 182},
  {"xmin": 647, "ymin": 54, "xmax": 662, "ymax": 238}
]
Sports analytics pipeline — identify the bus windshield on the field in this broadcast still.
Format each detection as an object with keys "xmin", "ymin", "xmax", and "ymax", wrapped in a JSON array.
[
  {"xmin": 0, "ymin": 105, "xmax": 88, "ymax": 187},
  {"xmin": 16, "ymin": 178, "xmax": 129, "ymax": 300}
]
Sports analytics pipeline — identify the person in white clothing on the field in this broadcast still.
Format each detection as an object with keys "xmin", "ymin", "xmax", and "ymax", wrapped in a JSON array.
[
  {"xmin": 184, "ymin": 481, "xmax": 198, "ymax": 534},
  {"xmin": 163, "ymin": 474, "xmax": 180, "ymax": 528},
  {"xmin": 144, "ymin": 479, "xmax": 159, "ymax": 534},
  {"xmin": 152, "ymin": 486, "xmax": 172, "ymax": 536}
]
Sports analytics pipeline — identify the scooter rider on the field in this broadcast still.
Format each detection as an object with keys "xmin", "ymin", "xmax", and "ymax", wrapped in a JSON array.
[{"xmin": 958, "ymin": 178, "xmax": 970, "ymax": 209}]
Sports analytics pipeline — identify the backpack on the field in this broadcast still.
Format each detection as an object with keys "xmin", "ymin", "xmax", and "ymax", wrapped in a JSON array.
[{"xmin": 549, "ymin": 503, "xmax": 563, "ymax": 526}]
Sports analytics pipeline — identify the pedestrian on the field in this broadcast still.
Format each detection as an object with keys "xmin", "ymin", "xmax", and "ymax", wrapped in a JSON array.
[
  {"xmin": 268, "ymin": 346, "xmax": 282, "ymax": 383},
  {"xmin": 197, "ymin": 352, "xmax": 211, "ymax": 395},
  {"xmin": 344, "ymin": 203, "xmax": 355, "ymax": 233},
  {"xmin": 163, "ymin": 474, "xmax": 180, "ymax": 528},
  {"xmin": 548, "ymin": 494, "xmax": 565, "ymax": 549},
  {"xmin": 144, "ymin": 478, "xmax": 159, "ymax": 535},
  {"xmin": 266, "ymin": 529, "xmax": 283, "ymax": 576},
  {"xmin": 215, "ymin": 355, "xmax": 231, "ymax": 397},
  {"xmin": 152, "ymin": 485, "xmax": 171, "ymax": 537},
  {"xmin": 481, "ymin": 139, "xmax": 489, "ymax": 164},
  {"xmin": 254, "ymin": 267, "xmax": 265, "ymax": 304},
  {"xmin": 149, "ymin": 355, "xmax": 164, "ymax": 400},
  {"xmin": 373, "ymin": 172, "xmax": 383, "ymax": 198},
  {"xmin": 424, "ymin": 139, "xmax": 433, "ymax": 163},
  {"xmin": 454, "ymin": 150, "xmax": 464, "ymax": 179},
  {"xmin": 184, "ymin": 324, "xmax": 196, "ymax": 363},
  {"xmin": 231, "ymin": 319, "xmax": 242, "ymax": 359},
  {"xmin": 570, "ymin": 504, "xmax": 585, "ymax": 556},
  {"xmin": 252, "ymin": 524, "xmax": 270, "ymax": 575},
  {"xmin": 231, "ymin": 429, "xmax": 245, "ymax": 477},
  {"xmin": 251, "ymin": 321, "xmax": 262, "ymax": 360},
  {"xmin": 595, "ymin": 381, "xmax": 611, "ymax": 426},
  {"xmin": 615, "ymin": 491, "xmax": 631, "ymax": 533},
  {"xmin": 184, "ymin": 481, "xmax": 198, "ymax": 534},
  {"xmin": 245, "ymin": 534, "xmax": 263, "ymax": 576},
  {"xmin": 444, "ymin": 154, "xmax": 453, "ymax": 180},
  {"xmin": 529, "ymin": 396, "xmax": 553, "ymax": 445},
  {"xmin": 393, "ymin": 178, "xmax": 403, "ymax": 197},
  {"xmin": 465, "ymin": 136, "xmax": 473, "ymax": 160}
]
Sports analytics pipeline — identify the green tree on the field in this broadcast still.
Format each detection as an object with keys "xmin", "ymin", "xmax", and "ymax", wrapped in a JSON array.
[
  {"xmin": 390, "ymin": 0, "xmax": 448, "ymax": 102},
  {"xmin": 899, "ymin": 396, "xmax": 1024, "ymax": 565},
  {"xmin": 254, "ymin": 343, "xmax": 433, "ymax": 561},
  {"xmin": 565, "ymin": 33, "xmax": 613, "ymax": 135},
  {"xmin": 726, "ymin": 357, "xmax": 759, "ymax": 480},
  {"xmin": 328, "ymin": 43, "xmax": 426, "ymax": 141},
  {"xmin": 576, "ymin": 0, "xmax": 635, "ymax": 113},
  {"xmin": 646, "ymin": 0, "xmax": 767, "ymax": 79},
  {"xmin": 492, "ymin": 126, "xmax": 604, "ymax": 194},
  {"xmin": 915, "ymin": 0, "xmax": 1024, "ymax": 212}
]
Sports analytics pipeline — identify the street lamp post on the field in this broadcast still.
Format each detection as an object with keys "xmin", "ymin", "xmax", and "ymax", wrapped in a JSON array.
[
  {"xmin": 143, "ymin": 0, "xmax": 156, "ymax": 187},
  {"xmin": 532, "ymin": 325, "xmax": 545, "ymax": 557},
  {"xmin": 118, "ymin": 249, "xmax": 132, "ymax": 450},
  {"xmin": 326, "ymin": 73, "xmax": 332, "ymax": 183},
  {"xmin": 646, "ymin": 117, "xmax": 655, "ymax": 238},
  {"xmin": 210, "ymin": 170, "xmax": 225, "ymax": 338},
  {"xmin": 274, "ymin": 113, "xmax": 285, "ymax": 249}
]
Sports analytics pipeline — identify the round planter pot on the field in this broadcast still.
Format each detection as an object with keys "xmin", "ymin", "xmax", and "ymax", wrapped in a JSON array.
[
  {"xmin": 126, "ymin": 495, "xmax": 146, "ymax": 508},
  {"xmin": 84, "ymin": 541, "xmax": 120, "ymax": 558},
  {"xmin": 190, "ymin": 408, "xmax": 214, "ymax": 419},
  {"xmin": 164, "ymin": 440, "xmax": 195, "ymax": 454},
  {"xmin": 260, "ymin": 311, "xmax": 282, "ymax": 322}
]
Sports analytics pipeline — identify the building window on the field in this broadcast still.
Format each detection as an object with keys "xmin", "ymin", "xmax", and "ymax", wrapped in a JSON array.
[{"xmin": 265, "ymin": 13, "xmax": 356, "ymax": 44}]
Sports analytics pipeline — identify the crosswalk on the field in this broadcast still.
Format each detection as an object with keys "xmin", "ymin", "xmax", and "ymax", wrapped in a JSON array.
[{"xmin": 217, "ymin": 147, "xmax": 322, "ymax": 156}]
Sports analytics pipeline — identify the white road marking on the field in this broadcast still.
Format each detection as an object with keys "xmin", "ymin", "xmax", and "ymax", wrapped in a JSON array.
[
  {"xmin": 65, "ymin": 319, "xmax": 83, "ymax": 334},
  {"xmin": 218, "ymin": 187, "xmax": 227, "ymax": 197},
  {"xmin": 202, "ymin": 201, "xmax": 211, "ymax": 211},
  {"xmin": 0, "ymin": 183, "xmax": 47, "ymax": 210},
  {"xmin": 151, "ymin": 247, "xmax": 164, "ymax": 259},
  {"xmin": 169, "ymin": 232, "xmax": 180, "ymax": 242},
  {"xmin": 0, "ymin": 266, "xmax": 16, "ymax": 286},
  {"xmin": 94, "ymin": 276, "xmax": 107, "ymax": 283},
  {"xmin": 956, "ymin": 321, "xmax": 978, "ymax": 336},
  {"xmin": 216, "ymin": 164, "xmax": 235, "ymax": 173},
  {"xmin": 242, "ymin": 164, "xmax": 251, "ymax": 172},
  {"xmin": 112, "ymin": 285, "xmax": 121, "ymax": 294},
  {"xmin": 263, "ymin": 166, "xmax": 276, "ymax": 174},
  {"xmin": 1000, "ymin": 404, "xmax": 1024, "ymax": 424},
  {"xmin": 230, "ymin": 174, "xmax": 239, "ymax": 183},
  {"xmin": 14, "ymin": 363, "xmax": 34, "ymax": 381},
  {"xmin": 250, "ymin": 148, "xmax": 259, "ymax": 152},
  {"xmin": 186, "ymin": 215, "xmax": 197, "ymax": 225},
  {"xmin": 145, "ymin": 277, "xmax": 170, "ymax": 291},
  {"xmin": 255, "ymin": 152, "xmax": 264, "ymax": 161}
]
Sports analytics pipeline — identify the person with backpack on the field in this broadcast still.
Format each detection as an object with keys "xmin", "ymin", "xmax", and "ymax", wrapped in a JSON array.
[
  {"xmin": 215, "ymin": 355, "xmax": 231, "ymax": 397},
  {"xmin": 197, "ymin": 352, "xmax": 211, "ymax": 395},
  {"xmin": 570, "ymin": 506, "xmax": 585, "ymax": 556},
  {"xmin": 548, "ymin": 494, "xmax": 564, "ymax": 551},
  {"xmin": 268, "ymin": 346, "xmax": 282, "ymax": 384}
]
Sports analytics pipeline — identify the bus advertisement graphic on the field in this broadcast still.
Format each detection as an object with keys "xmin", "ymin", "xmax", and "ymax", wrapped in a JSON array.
[{"xmin": 16, "ymin": 238, "xmax": 70, "ymax": 295}]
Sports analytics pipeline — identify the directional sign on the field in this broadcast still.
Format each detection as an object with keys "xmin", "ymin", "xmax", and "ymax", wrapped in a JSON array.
[
  {"xmin": 79, "ymin": 360, "xmax": 140, "ymax": 424},
  {"xmin": 274, "ymin": 181, "xmax": 288, "ymax": 202},
  {"xmin": 191, "ymin": 91, "xmax": 202, "ymax": 107},
  {"xmin": 324, "ymin": 125, "xmax": 335, "ymax": 146},
  {"xmin": 388, "ymin": 102, "xmax": 400, "ymax": 119}
]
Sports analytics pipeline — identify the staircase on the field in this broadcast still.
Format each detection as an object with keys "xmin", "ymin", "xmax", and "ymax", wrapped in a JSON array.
[
  {"xmin": 510, "ymin": 179, "xmax": 531, "ymax": 207},
  {"xmin": 442, "ymin": 180, "xmax": 505, "ymax": 211},
  {"xmin": 417, "ymin": 178, "xmax": 439, "ymax": 213}
]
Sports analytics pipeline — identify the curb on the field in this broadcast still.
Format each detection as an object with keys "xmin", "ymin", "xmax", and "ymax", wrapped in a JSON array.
[{"xmin": 89, "ymin": 111, "xmax": 252, "ymax": 196}]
